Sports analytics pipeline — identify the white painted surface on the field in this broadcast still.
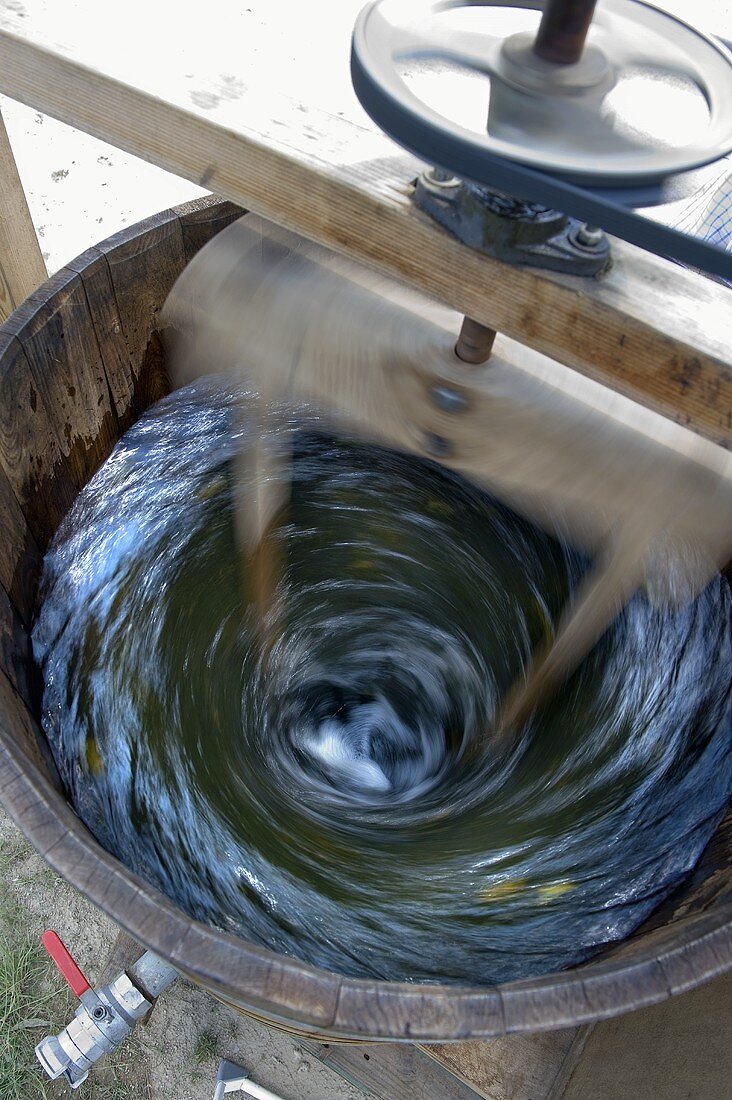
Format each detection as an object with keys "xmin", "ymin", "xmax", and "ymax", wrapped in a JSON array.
[
  {"xmin": 1, "ymin": 0, "xmax": 730, "ymax": 274},
  {"xmin": 0, "ymin": 94, "xmax": 203, "ymax": 273}
]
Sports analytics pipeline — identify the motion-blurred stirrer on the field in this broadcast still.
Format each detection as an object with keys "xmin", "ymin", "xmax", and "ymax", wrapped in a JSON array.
[{"xmin": 165, "ymin": 0, "xmax": 732, "ymax": 738}]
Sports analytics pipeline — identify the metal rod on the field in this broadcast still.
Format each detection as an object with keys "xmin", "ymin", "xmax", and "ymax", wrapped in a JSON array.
[
  {"xmin": 496, "ymin": 532, "xmax": 651, "ymax": 740},
  {"xmin": 128, "ymin": 951, "xmax": 179, "ymax": 1000},
  {"xmin": 237, "ymin": 1081, "xmax": 288, "ymax": 1100},
  {"xmin": 534, "ymin": 0, "xmax": 599, "ymax": 65},
  {"xmin": 454, "ymin": 316, "xmax": 496, "ymax": 365}
]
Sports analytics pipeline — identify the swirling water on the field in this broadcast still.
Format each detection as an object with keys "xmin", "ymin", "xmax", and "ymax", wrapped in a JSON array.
[{"xmin": 34, "ymin": 382, "xmax": 732, "ymax": 984}]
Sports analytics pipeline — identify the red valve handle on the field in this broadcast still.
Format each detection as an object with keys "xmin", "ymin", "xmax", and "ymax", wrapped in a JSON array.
[{"xmin": 41, "ymin": 930, "xmax": 91, "ymax": 999}]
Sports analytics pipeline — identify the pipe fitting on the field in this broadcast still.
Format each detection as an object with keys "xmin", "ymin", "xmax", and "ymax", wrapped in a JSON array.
[{"xmin": 35, "ymin": 934, "xmax": 178, "ymax": 1090}]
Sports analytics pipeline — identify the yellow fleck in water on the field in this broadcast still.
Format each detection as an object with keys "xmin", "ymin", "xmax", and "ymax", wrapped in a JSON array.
[
  {"xmin": 198, "ymin": 475, "xmax": 227, "ymax": 501},
  {"xmin": 352, "ymin": 559, "xmax": 376, "ymax": 572},
  {"xmin": 425, "ymin": 496, "xmax": 454, "ymax": 518},
  {"xmin": 538, "ymin": 881, "xmax": 574, "ymax": 903},
  {"xmin": 479, "ymin": 878, "xmax": 529, "ymax": 903},
  {"xmin": 85, "ymin": 737, "xmax": 104, "ymax": 776}
]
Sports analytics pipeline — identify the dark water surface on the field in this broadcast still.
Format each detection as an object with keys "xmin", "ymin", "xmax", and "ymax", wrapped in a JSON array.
[{"xmin": 33, "ymin": 382, "xmax": 732, "ymax": 984}]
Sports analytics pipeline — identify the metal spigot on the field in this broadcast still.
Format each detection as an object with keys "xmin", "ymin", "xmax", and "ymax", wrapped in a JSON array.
[{"xmin": 35, "ymin": 930, "xmax": 178, "ymax": 1090}]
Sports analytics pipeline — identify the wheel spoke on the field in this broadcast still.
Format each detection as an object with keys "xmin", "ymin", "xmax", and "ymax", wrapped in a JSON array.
[
  {"xmin": 593, "ymin": 12, "xmax": 706, "ymax": 91},
  {"xmin": 423, "ymin": 25, "xmax": 502, "ymax": 75},
  {"xmin": 386, "ymin": 14, "xmax": 502, "ymax": 75},
  {"xmin": 487, "ymin": 77, "xmax": 653, "ymax": 159}
]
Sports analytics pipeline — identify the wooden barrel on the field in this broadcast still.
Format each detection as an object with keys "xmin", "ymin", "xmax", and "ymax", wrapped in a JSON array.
[{"xmin": 1, "ymin": 196, "xmax": 730, "ymax": 1041}]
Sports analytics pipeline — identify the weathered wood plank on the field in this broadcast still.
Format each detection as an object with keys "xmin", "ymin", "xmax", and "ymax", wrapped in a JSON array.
[
  {"xmin": 561, "ymin": 973, "xmax": 731, "ymax": 1100},
  {"xmin": 302, "ymin": 1039, "xmax": 484, "ymax": 1100},
  {"xmin": 0, "ymin": 12, "xmax": 729, "ymax": 443},
  {"xmin": 65, "ymin": 245, "xmax": 138, "ymax": 430},
  {"xmin": 0, "ymin": 106, "xmax": 46, "ymax": 323},
  {"xmin": 2, "ymin": 267, "xmax": 118, "ymax": 497},
  {"xmin": 66, "ymin": 203, "xmax": 243, "ymax": 431},
  {"xmin": 166, "ymin": 925, "xmax": 342, "ymax": 1030},
  {"xmin": 98, "ymin": 211, "xmax": 186, "ymax": 425},
  {"xmin": 0, "ymin": 580, "xmax": 32, "ymax": 706},
  {"xmin": 332, "ymin": 980, "xmax": 504, "ymax": 1041},
  {"xmin": 421, "ymin": 1031, "xmax": 590, "ymax": 1100},
  {"xmin": 0, "ymin": 462, "xmax": 41, "ymax": 626},
  {"xmin": 173, "ymin": 194, "xmax": 244, "ymax": 264},
  {"xmin": 545, "ymin": 1028, "xmax": 594, "ymax": 1100},
  {"xmin": 0, "ymin": 327, "xmax": 77, "ymax": 547},
  {"xmin": 0, "ymin": 668, "xmax": 49, "ymax": 777}
]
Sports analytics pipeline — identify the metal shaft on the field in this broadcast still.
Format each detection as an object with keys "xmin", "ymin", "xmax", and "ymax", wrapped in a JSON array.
[
  {"xmin": 534, "ymin": 0, "xmax": 599, "ymax": 64},
  {"xmin": 128, "ymin": 951, "xmax": 179, "ymax": 1000},
  {"xmin": 454, "ymin": 316, "xmax": 496, "ymax": 365}
]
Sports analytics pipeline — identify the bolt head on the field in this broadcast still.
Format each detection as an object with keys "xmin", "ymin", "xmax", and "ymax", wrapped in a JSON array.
[
  {"xmin": 430, "ymin": 385, "xmax": 468, "ymax": 413},
  {"xmin": 420, "ymin": 167, "xmax": 461, "ymax": 193},
  {"xmin": 572, "ymin": 223, "xmax": 605, "ymax": 249},
  {"xmin": 423, "ymin": 431, "xmax": 452, "ymax": 457}
]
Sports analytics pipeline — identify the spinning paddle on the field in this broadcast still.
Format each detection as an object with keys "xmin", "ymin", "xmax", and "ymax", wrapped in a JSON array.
[{"xmin": 163, "ymin": 214, "xmax": 732, "ymax": 738}]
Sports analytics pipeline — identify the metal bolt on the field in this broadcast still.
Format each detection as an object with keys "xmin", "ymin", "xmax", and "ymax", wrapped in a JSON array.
[
  {"xmin": 424, "ymin": 432, "xmax": 453, "ymax": 457},
  {"xmin": 91, "ymin": 1005, "xmax": 107, "ymax": 1021},
  {"xmin": 430, "ymin": 384, "xmax": 468, "ymax": 413},
  {"xmin": 573, "ymin": 223, "xmax": 605, "ymax": 248},
  {"xmin": 421, "ymin": 165, "xmax": 461, "ymax": 192}
]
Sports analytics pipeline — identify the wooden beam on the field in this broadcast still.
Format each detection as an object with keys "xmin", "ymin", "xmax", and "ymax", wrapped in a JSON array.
[
  {"xmin": 0, "ymin": 107, "xmax": 46, "ymax": 322},
  {"xmin": 301, "ymin": 1039, "xmax": 485, "ymax": 1099},
  {"xmin": 421, "ymin": 1029, "xmax": 593, "ymax": 1100},
  {"xmin": 0, "ymin": 19, "xmax": 729, "ymax": 444}
]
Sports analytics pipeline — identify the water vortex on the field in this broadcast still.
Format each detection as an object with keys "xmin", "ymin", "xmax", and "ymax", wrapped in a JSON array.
[{"xmin": 34, "ymin": 381, "xmax": 732, "ymax": 984}]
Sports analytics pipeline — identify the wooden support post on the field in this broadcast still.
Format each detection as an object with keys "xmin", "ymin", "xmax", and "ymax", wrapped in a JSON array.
[
  {"xmin": 96, "ymin": 929, "xmax": 145, "ymax": 988},
  {"xmin": 96, "ymin": 929, "xmax": 156, "ymax": 1028},
  {"xmin": 0, "ymin": 107, "xmax": 46, "ymax": 322}
]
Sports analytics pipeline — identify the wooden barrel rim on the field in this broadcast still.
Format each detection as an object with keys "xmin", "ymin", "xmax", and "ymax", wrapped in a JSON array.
[{"xmin": 0, "ymin": 196, "xmax": 730, "ymax": 1041}]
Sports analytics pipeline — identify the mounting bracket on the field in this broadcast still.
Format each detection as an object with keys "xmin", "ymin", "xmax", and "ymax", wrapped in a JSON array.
[{"xmin": 414, "ymin": 170, "xmax": 611, "ymax": 276}]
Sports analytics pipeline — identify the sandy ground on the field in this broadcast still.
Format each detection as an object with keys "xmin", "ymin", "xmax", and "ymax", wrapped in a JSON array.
[
  {"xmin": 1, "ymin": 801, "xmax": 364, "ymax": 1100},
  {"xmin": 0, "ymin": 93, "xmax": 203, "ymax": 275}
]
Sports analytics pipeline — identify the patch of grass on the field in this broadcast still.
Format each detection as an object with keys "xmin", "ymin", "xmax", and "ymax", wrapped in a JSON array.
[
  {"xmin": 0, "ymin": 840, "xmax": 14, "ymax": 877},
  {"xmin": 95, "ymin": 1037, "xmax": 151, "ymax": 1100},
  {"xmin": 0, "ymin": 922, "xmax": 63, "ymax": 1100},
  {"xmin": 192, "ymin": 1029, "xmax": 220, "ymax": 1065},
  {"xmin": 0, "ymin": 876, "xmax": 144, "ymax": 1099}
]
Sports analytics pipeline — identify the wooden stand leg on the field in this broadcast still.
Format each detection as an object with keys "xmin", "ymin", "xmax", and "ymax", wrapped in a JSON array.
[
  {"xmin": 96, "ymin": 929, "xmax": 145, "ymax": 987},
  {"xmin": 0, "ymin": 106, "xmax": 46, "ymax": 322}
]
